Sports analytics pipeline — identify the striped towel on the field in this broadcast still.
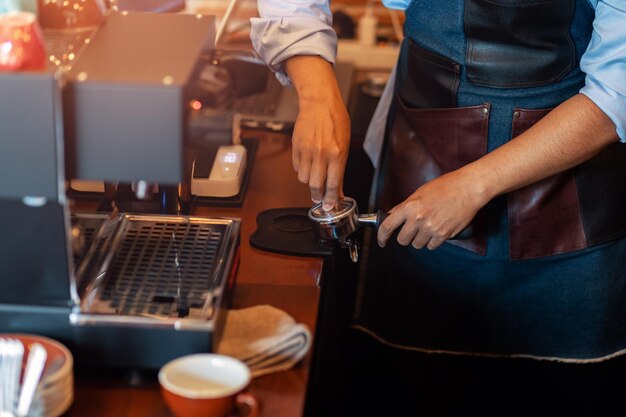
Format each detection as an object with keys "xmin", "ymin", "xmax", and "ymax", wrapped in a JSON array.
[{"xmin": 217, "ymin": 305, "xmax": 311, "ymax": 378}]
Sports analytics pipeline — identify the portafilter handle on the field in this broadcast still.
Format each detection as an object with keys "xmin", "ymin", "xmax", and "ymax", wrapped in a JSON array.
[
  {"xmin": 358, "ymin": 211, "xmax": 473, "ymax": 240},
  {"xmin": 357, "ymin": 210, "xmax": 388, "ymax": 230}
]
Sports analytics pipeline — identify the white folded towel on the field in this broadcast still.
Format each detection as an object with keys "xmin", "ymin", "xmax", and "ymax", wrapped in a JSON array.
[{"xmin": 216, "ymin": 305, "xmax": 312, "ymax": 378}]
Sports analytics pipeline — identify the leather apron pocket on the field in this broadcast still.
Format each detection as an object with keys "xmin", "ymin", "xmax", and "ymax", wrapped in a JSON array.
[
  {"xmin": 379, "ymin": 95, "xmax": 490, "ymax": 255},
  {"xmin": 507, "ymin": 108, "xmax": 587, "ymax": 259},
  {"xmin": 464, "ymin": 0, "xmax": 576, "ymax": 88},
  {"xmin": 575, "ymin": 144, "xmax": 626, "ymax": 246}
]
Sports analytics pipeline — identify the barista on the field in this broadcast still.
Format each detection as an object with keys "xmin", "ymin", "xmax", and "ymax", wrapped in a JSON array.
[{"xmin": 251, "ymin": 0, "xmax": 626, "ymax": 414}]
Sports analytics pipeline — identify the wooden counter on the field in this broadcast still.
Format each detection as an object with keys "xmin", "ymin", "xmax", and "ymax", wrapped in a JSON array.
[{"xmin": 69, "ymin": 131, "xmax": 324, "ymax": 417}]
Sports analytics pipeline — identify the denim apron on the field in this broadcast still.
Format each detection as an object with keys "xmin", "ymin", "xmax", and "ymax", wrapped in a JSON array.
[{"xmin": 354, "ymin": 0, "xmax": 626, "ymax": 361}]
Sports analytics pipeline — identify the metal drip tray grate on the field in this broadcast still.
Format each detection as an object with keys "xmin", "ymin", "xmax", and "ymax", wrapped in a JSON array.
[
  {"xmin": 73, "ymin": 214, "xmax": 239, "ymax": 327},
  {"xmin": 71, "ymin": 213, "xmax": 110, "ymax": 268},
  {"xmin": 102, "ymin": 221, "xmax": 221, "ymax": 316}
]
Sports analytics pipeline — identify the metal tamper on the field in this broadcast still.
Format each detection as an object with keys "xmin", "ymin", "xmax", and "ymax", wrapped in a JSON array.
[{"xmin": 308, "ymin": 197, "xmax": 387, "ymax": 263}]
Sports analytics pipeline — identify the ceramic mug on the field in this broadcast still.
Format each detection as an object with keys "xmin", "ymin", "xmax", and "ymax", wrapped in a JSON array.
[
  {"xmin": 159, "ymin": 354, "xmax": 259, "ymax": 417},
  {"xmin": 0, "ymin": 11, "xmax": 46, "ymax": 71}
]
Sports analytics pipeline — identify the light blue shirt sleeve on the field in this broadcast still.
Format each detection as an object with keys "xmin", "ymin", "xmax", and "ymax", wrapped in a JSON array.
[
  {"xmin": 249, "ymin": 0, "xmax": 409, "ymax": 86},
  {"xmin": 579, "ymin": 0, "xmax": 626, "ymax": 142},
  {"xmin": 250, "ymin": 0, "xmax": 337, "ymax": 86},
  {"xmin": 381, "ymin": 0, "xmax": 410, "ymax": 10}
]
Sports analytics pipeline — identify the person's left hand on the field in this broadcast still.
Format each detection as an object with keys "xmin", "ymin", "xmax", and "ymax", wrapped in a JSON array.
[{"xmin": 377, "ymin": 170, "xmax": 490, "ymax": 250}]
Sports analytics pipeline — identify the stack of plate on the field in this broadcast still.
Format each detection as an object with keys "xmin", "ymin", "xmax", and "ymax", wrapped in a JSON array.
[{"xmin": 7, "ymin": 334, "xmax": 74, "ymax": 417}]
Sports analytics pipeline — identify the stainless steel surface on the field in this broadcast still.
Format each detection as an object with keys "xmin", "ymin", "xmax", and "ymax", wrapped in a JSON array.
[
  {"xmin": 346, "ymin": 238, "xmax": 359, "ymax": 263},
  {"xmin": 308, "ymin": 197, "xmax": 360, "ymax": 242},
  {"xmin": 70, "ymin": 213, "xmax": 110, "ymax": 267},
  {"xmin": 0, "ymin": 73, "xmax": 61, "ymax": 200},
  {"xmin": 357, "ymin": 213, "xmax": 378, "ymax": 225},
  {"xmin": 308, "ymin": 197, "xmax": 357, "ymax": 224},
  {"xmin": 309, "ymin": 197, "xmax": 383, "ymax": 263},
  {"xmin": 0, "ymin": 10, "xmax": 235, "ymax": 366},
  {"xmin": 71, "ymin": 214, "xmax": 239, "ymax": 330},
  {"xmin": 64, "ymin": 12, "xmax": 216, "ymax": 184}
]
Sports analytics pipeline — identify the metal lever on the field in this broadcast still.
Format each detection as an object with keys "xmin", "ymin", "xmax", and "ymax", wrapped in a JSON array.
[
  {"xmin": 342, "ymin": 238, "xmax": 359, "ymax": 263},
  {"xmin": 358, "ymin": 211, "xmax": 473, "ymax": 240}
]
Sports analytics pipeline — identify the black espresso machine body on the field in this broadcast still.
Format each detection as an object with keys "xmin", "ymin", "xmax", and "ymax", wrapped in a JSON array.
[{"xmin": 0, "ymin": 11, "xmax": 240, "ymax": 369}]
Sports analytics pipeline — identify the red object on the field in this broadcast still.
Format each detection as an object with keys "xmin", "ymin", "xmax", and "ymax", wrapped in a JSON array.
[
  {"xmin": 114, "ymin": 0, "xmax": 185, "ymax": 13},
  {"xmin": 37, "ymin": 0, "xmax": 106, "ymax": 31},
  {"xmin": 0, "ymin": 12, "xmax": 46, "ymax": 71},
  {"xmin": 161, "ymin": 389, "xmax": 259, "ymax": 417},
  {"xmin": 159, "ymin": 354, "xmax": 259, "ymax": 417}
]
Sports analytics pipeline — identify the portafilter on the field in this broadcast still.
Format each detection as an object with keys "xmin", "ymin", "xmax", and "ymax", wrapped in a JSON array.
[
  {"xmin": 308, "ymin": 197, "xmax": 472, "ymax": 263},
  {"xmin": 308, "ymin": 197, "xmax": 387, "ymax": 263}
]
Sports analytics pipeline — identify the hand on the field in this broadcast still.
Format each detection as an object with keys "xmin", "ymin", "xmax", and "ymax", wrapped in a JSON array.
[
  {"xmin": 377, "ymin": 170, "xmax": 490, "ymax": 250},
  {"xmin": 285, "ymin": 56, "xmax": 350, "ymax": 211},
  {"xmin": 292, "ymin": 96, "xmax": 350, "ymax": 210}
]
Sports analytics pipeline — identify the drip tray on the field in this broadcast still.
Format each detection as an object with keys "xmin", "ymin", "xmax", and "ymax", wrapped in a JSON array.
[{"xmin": 71, "ymin": 213, "xmax": 240, "ymax": 331}]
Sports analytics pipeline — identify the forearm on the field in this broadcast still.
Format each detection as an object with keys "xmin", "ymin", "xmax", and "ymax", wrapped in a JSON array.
[
  {"xmin": 378, "ymin": 94, "xmax": 619, "ymax": 248},
  {"xmin": 284, "ymin": 55, "xmax": 343, "ymax": 104},
  {"xmin": 463, "ymin": 94, "xmax": 619, "ymax": 202},
  {"xmin": 284, "ymin": 55, "xmax": 350, "ymax": 210}
]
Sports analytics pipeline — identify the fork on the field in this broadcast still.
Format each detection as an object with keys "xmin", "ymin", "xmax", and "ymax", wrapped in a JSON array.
[
  {"xmin": 16, "ymin": 343, "xmax": 46, "ymax": 417},
  {"xmin": 0, "ymin": 338, "xmax": 24, "ymax": 417}
]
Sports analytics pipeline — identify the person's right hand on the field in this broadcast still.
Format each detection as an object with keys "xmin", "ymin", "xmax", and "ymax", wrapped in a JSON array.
[{"xmin": 285, "ymin": 56, "xmax": 351, "ymax": 211}]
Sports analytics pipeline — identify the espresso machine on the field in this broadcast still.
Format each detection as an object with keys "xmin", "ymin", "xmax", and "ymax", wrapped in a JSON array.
[{"xmin": 0, "ymin": 11, "xmax": 241, "ymax": 368}]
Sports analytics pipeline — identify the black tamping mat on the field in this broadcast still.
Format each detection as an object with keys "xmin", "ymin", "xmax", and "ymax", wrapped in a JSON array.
[{"xmin": 249, "ymin": 207, "xmax": 333, "ymax": 257}]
